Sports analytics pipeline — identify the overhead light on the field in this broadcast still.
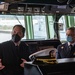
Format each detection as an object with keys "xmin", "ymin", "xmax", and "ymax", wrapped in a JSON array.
[
  {"xmin": 5, "ymin": 0, "xmax": 24, "ymax": 3},
  {"xmin": 57, "ymin": 0, "xmax": 67, "ymax": 3},
  {"xmin": 67, "ymin": 0, "xmax": 72, "ymax": 4}
]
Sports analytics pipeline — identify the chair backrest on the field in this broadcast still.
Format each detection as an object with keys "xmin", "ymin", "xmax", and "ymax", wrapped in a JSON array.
[{"xmin": 24, "ymin": 63, "xmax": 43, "ymax": 75}]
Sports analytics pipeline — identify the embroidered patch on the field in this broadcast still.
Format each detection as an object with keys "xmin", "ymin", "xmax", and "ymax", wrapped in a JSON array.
[
  {"xmin": 61, "ymin": 46, "xmax": 64, "ymax": 49},
  {"xmin": 73, "ymin": 52, "xmax": 75, "ymax": 55}
]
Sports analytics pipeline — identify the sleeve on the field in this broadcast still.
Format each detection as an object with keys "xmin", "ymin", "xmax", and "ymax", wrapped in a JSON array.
[
  {"xmin": 21, "ymin": 42, "xmax": 31, "ymax": 61},
  {"xmin": 25, "ymin": 45, "xmax": 31, "ymax": 61},
  {"xmin": 56, "ymin": 45, "xmax": 61, "ymax": 59},
  {"xmin": 0, "ymin": 44, "xmax": 2, "ymax": 59}
]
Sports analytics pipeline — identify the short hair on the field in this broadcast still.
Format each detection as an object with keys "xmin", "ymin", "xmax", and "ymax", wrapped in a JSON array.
[
  {"xmin": 13, "ymin": 24, "xmax": 25, "ymax": 37},
  {"xmin": 67, "ymin": 27, "xmax": 75, "ymax": 33}
]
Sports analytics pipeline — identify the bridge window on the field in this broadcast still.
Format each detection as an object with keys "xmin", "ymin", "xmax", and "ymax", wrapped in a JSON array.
[
  {"xmin": 32, "ymin": 16, "xmax": 47, "ymax": 39},
  {"xmin": 0, "ymin": 15, "xmax": 25, "ymax": 43}
]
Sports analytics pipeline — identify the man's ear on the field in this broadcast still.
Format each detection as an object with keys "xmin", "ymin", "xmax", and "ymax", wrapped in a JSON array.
[
  {"xmin": 23, "ymin": 33, "xmax": 24, "ymax": 37},
  {"xmin": 21, "ymin": 33, "xmax": 24, "ymax": 38},
  {"xmin": 11, "ymin": 30, "xmax": 13, "ymax": 36}
]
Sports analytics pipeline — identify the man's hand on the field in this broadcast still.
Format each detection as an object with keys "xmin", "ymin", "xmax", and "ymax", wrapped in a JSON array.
[
  {"xmin": 20, "ymin": 58, "xmax": 27, "ymax": 68},
  {"xmin": 0, "ymin": 59, "xmax": 5, "ymax": 70}
]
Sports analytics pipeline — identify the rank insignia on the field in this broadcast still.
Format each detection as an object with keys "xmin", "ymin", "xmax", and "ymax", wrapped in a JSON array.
[
  {"xmin": 61, "ymin": 46, "xmax": 64, "ymax": 49},
  {"xmin": 73, "ymin": 52, "xmax": 75, "ymax": 55}
]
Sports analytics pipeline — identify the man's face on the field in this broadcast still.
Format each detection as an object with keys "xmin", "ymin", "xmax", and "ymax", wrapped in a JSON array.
[
  {"xmin": 66, "ymin": 29, "xmax": 75, "ymax": 42},
  {"xmin": 12, "ymin": 26, "xmax": 23, "ymax": 38},
  {"xmin": 66, "ymin": 30, "xmax": 74, "ymax": 36}
]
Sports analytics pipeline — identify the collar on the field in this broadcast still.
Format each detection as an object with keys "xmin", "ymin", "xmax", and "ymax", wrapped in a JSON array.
[
  {"xmin": 68, "ymin": 42, "xmax": 75, "ymax": 46},
  {"xmin": 14, "ymin": 41, "xmax": 21, "ymax": 46},
  {"xmin": 11, "ymin": 40, "xmax": 21, "ymax": 46}
]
